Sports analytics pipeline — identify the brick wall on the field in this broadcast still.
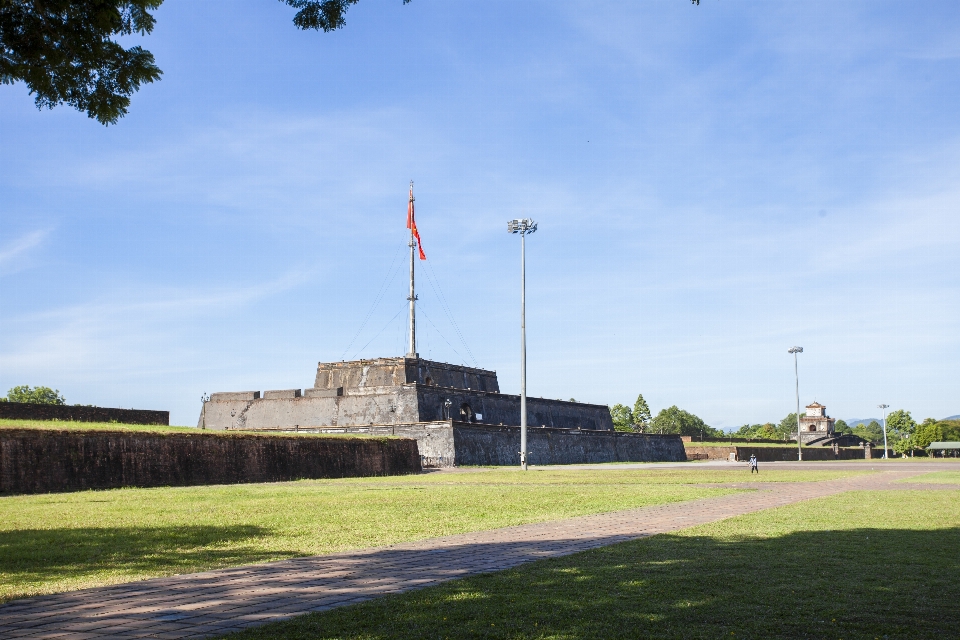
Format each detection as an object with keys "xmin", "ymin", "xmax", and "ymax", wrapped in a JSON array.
[{"xmin": 0, "ymin": 429, "xmax": 421, "ymax": 495}]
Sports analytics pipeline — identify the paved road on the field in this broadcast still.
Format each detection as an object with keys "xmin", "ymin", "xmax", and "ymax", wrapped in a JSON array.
[{"xmin": 1, "ymin": 462, "xmax": 957, "ymax": 639}]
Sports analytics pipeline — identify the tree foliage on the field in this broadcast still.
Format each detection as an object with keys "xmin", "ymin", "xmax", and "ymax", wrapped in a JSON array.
[
  {"xmin": 282, "ymin": 0, "xmax": 409, "ymax": 32},
  {"xmin": 610, "ymin": 393, "xmax": 657, "ymax": 433},
  {"xmin": 610, "ymin": 403, "xmax": 634, "ymax": 432},
  {"xmin": 852, "ymin": 420, "xmax": 886, "ymax": 444},
  {"xmin": 632, "ymin": 394, "xmax": 652, "ymax": 432},
  {"xmin": 0, "ymin": 0, "xmax": 164, "ymax": 124},
  {"xmin": 1, "ymin": 0, "xmax": 411, "ymax": 124},
  {"xmin": 778, "ymin": 412, "xmax": 802, "ymax": 437},
  {"xmin": 651, "ymin": 406, "xmax": 721, "ymax": 437},
  {"xmin": 913, "ymin": 419, "xmax": 944, "ymax": 451},
  {"xmin": 886, "ymin": 409, "xmax": 916, "ymax": 439},
  {"xmin": 5, "ymin": 385, "xmax": 66, "ymax": 405},
  {"xmin": 733, "ymin": 422, "xmax": 783, "ymax": 440},
  {"xmin": 893, "ymin": 436, "xmax": 914, "ymax": 456},
  {"xmin": 941, "ymin": 419, "xmax": 960, "ymax": 442}
]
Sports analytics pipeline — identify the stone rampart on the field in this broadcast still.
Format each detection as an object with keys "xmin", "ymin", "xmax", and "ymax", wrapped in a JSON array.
[
  {"xmin": 416, "ymin": 387, "xmax": 614, "ymax": 431},
  {"xmin": 0, "ymin": 402, "xmax": 168, "ymax": 425},
  {"xmin": 0, "ymin": 429, "xmax": 421, "ymax": 495},
  {"xmin": 200, "ymin": 385, "xmax": 614, "ymax": 432},
  {"xmin": 237, "ymin": 421, "xmax": 684, "ymax": 467},
  {"xmin": 314, "ymin": 357, "xmax": 500, "ymax": 392},
  {"xmin": 451, "ymin": 425, "xmax": 685, "ymax": 466}
]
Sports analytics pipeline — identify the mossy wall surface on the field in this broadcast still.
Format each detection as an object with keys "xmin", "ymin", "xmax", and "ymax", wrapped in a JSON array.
[
  {"xmin": 0, "ymin": 429, "xmax": 421, "ymax": 495},
  {"xmin": 0, "ymin": 402, "xmax": 168, "ymax": 425}
]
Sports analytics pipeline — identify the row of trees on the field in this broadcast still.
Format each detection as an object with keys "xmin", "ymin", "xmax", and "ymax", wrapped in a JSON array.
[
  {"xmin": 734, "ymin": 409, "xmax": 960, "ymax": 455},
  {"xmin": 839, "ymin": 410, "xmax": 960, "ymax": 456},
  {"xmin": 733, "ymin": 415, "xmax": 801, "ymax": 441},
  {"xmin": 610, "ymin": 394, "xmax": 725, "ymax": 437}
]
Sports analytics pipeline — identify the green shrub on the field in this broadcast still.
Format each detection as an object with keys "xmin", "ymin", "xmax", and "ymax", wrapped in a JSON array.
[{"xmin": 5, "ymin": 386, "xmax": 66, "ymax": 405}]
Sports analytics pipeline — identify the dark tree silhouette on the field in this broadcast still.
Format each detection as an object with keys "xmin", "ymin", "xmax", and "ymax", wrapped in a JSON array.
[{"xmin": 0, "ymin": 0, "xmax": 411, "ymax": 125}]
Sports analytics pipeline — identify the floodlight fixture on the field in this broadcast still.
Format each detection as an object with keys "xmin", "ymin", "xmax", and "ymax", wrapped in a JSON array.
[{"xmin": 507, "ymin": 219, "xmax": 538, "ymax": 235}]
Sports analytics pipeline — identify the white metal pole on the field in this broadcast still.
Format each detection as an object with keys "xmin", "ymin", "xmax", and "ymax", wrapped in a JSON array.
[
  {"xmin": 794, "ymin": 351, "xmax": 802, "ymax": 462},
  {"xmin": 520, "ymin": 231, "xmax": 528, "ymax": 471},
  {"xmin": 879, "ymin": 404, "xmax": 889, "ymax": 460}
]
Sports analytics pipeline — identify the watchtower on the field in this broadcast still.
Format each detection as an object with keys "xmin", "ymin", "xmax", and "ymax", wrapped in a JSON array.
[{"xmin": 797, "ymin": 402, "xmax": 836, "ymax": 443}]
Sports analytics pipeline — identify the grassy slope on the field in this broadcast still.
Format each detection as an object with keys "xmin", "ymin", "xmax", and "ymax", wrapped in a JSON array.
[
  {"xmin": 0, "ymin": 468, "xmax": 865, "ymax": 602},
  {"xmin": 0, "ymin": 418, "xmax": 198, "ymax": 434},
  {"xmin": 224, "ymin": 488, "xmax": 960, "ymax": 640},
  {"xmin": 0, "ymin": 419, "xmax": 385, "ymax": 438}
]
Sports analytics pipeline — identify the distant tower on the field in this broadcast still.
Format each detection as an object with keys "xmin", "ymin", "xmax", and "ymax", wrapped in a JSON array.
[{"xmin": 798, "ymin": 402, "xmax": 836, "ymax": 443}]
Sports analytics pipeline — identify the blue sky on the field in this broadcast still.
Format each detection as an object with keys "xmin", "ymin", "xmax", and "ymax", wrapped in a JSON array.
[{"xmin": 2, "ymin": 0, "xmax": 959, "ymax": 428}]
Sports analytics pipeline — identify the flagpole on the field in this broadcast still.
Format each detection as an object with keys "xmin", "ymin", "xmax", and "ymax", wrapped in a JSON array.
[{"xmin": 407, "ymin": 181, "xmax": 417, "ymax": 359}]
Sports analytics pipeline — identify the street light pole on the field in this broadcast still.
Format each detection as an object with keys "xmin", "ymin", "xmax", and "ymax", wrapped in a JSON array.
[
  {"xmin": 879, "ymin": 404, "xmax": 890, "ymax": 460},
  {"xmin": 788, "ymin": 347, "xmax": 803, "ymax": 461},
  {"xmin": 508, "ymin": 218, "xmax": 538, "ymax": 470}
]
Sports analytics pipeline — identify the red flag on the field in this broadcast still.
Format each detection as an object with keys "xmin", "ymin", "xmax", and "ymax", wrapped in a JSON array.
[{"xmin": 407, "ymin": 183, "xmax": 426, "ymax": 260}]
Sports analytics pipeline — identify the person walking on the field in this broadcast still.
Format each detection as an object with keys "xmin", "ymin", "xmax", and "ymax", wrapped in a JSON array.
[{"xmin": 749, "ymin": 453, "xmax": 758, "ymax": 474}]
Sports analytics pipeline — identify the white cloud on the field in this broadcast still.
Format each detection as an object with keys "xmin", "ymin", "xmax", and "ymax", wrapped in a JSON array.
[
  {"xmin": 0, "ymin": 229, "xmax": 50, "ymax": 276},
  {"xmin": 0, "ymin": 270, "xmax": 309, "ymax": 396}
]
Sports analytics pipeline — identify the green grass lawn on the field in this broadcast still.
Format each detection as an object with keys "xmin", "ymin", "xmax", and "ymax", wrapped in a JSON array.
[
  {"xmin": 222, "ymin": 488, "xmax": 960, "ymax": 640},
  {"xmin": 0, "ymin": 418, "xmax": 199, "ymax": 434},
  {"xmin": 0, "ymin": 418, "xmax": 385, "ymax": 438},
  {"xmin": 0, "ymin": 467, "xmax": 868, "ymax": 603},
  {"xmin": 906, "ymin": 470, "xmax": 960, "ymax": 483}
]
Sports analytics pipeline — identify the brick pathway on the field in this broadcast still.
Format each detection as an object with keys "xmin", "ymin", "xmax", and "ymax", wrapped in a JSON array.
[{"xmin": 1, "ymin": 463, "xmax": 956, "ymax": 639}]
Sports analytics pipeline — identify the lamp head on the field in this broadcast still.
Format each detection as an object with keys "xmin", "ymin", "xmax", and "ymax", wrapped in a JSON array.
[
  {"xmin": 507, "ymin": 218, "xmax": 538, "ymax": 235},
  {"xmin": 788, "ymin": 346, "xmax": 803, "ymax": 354}
]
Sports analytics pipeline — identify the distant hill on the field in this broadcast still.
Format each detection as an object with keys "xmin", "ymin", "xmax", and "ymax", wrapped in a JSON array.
[
  {"xmin": 846, "ymin": 416, "xmax": 959, "ymax": 426},
  {"xmin": 846, "ymin": 419, "xmax": 881, "ymax": 428}
]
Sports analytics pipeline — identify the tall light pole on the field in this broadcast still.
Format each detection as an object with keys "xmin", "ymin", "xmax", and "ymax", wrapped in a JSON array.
[
  {"xmin": 788, "ymin": 346, "xmax": 803, "ymax": 461},
  {"xmin": 879, "ymin": 403, "xmax": 890, "ymax": 459},
  {"xmin": 508, "ymin": 218, "xmax": 537, "ymax": 470}
]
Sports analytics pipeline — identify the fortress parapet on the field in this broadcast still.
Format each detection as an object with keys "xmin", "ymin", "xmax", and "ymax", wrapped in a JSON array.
[{"xmin": 200, "ymin": 357, "xmax": 612, "ymax": 433}]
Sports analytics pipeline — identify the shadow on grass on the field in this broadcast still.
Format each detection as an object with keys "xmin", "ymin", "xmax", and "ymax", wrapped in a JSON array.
[
  {"xmin": 223, "ymin": 526, "xmax": 960, "ymax": 640},
  {"xmin": 0, "ymin": 525, "xmax": 295, "ymax": 594}
]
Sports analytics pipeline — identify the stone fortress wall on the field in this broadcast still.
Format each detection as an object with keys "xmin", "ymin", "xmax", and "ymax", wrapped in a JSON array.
[
  {"xmin": 0, "ymin": 428, "xmax": 421, "ymax": 495},
  {"xmin": 314, "ymin": 358, "xmax": 500, "ymax": 393},
  {"xmin": 0, "ymin": 402, "xmax": 169, "ymax": 425},
  {"xmin": 201, "ymin": 357, "xmax": 614, "ymax": 432},
  {"xmin": 198, "ymin": 357, "xmax": 686, "ymax": 467},
  {"xmin": 233, "ymin": 421, "xmax": 686, "ymax": 467}
]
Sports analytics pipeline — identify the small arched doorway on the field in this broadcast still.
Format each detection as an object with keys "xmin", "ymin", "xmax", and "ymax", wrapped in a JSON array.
[{"xmin": 460, "ymin": 402, "xmax": 475, "ymax": 423}]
